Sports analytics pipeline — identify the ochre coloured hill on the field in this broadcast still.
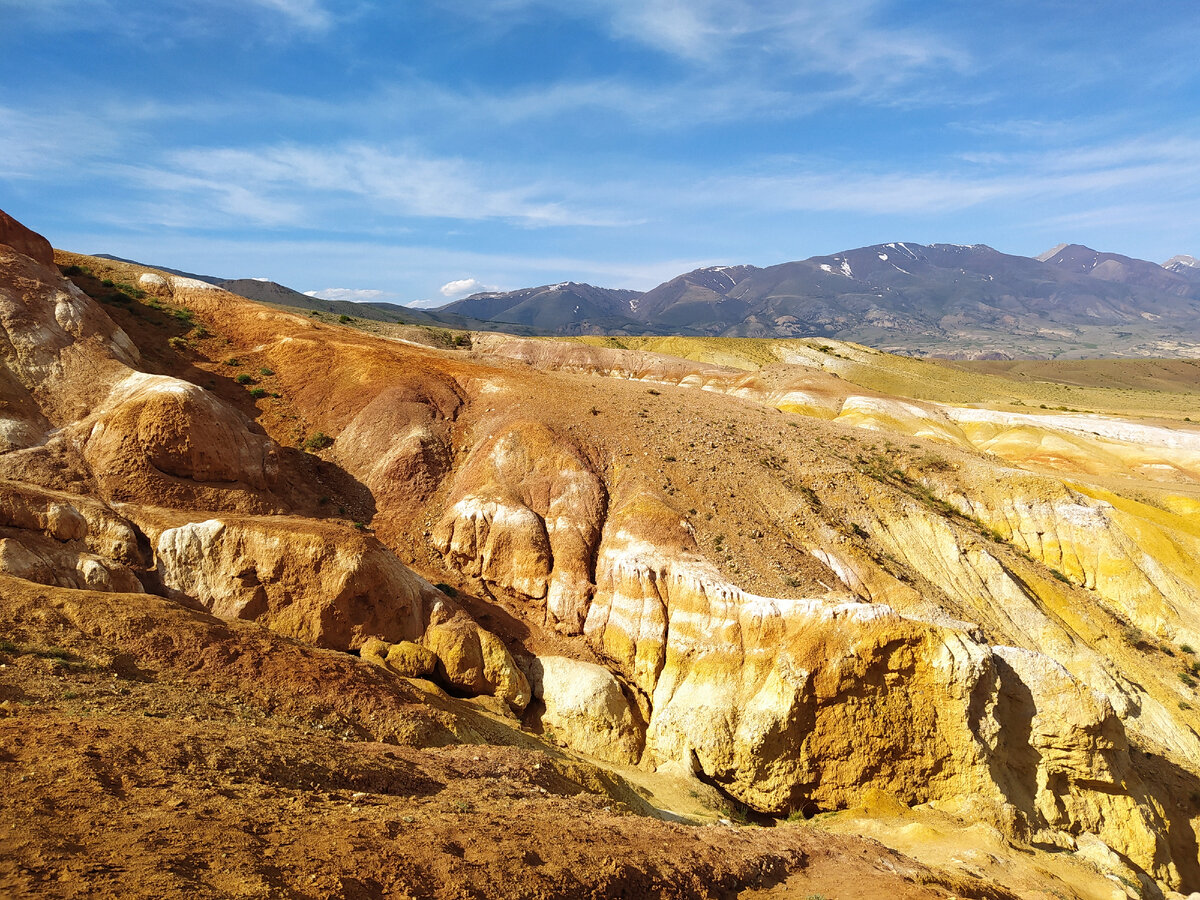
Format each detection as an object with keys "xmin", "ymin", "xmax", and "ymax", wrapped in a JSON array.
[{"xmin": 2, "ymin": 209, "xmax": 1200, "ymax": 898}]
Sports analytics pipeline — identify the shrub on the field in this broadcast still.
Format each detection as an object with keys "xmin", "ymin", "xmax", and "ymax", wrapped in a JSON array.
[
  {"xmin": 225, "ymin": 357, "xmax": 241, "ymax": 367},
  {"xmin": 249, "ymin": 388, "xmax": 267, "ymax": 399},
  {"xmin": 258, "ymin": 366, "xmax": 275, "ymax": 376},
  {"xmin": 167, "ymin": 336, "xmax": 189, "ymax": 351},
  {"xmin": 338, "ymin": 314, "xmax": 352, "ymax": 324},
  {"xmin": 1182, "ymin": 644, "xmax": 1196, "ymax": 655},
  {"xmin": 304, "ymin": 431, "xmax": 334, "ymax": 451},
  {"xmin": 235, "ymin": 373, "xmax": 255, "ymax": 385}
]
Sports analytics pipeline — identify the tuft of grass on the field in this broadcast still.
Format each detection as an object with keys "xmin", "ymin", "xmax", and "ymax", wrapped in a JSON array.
[
  {"xmin": 258, "ymin": 366, "xmax": 275, "ymax": 376},
  {"xmin": 249, "ymin": 388, "xmax": 267, "ymax": 399},
  {"xmin": 235, "ymin": 373, "xmax": 255, "ymax": 385},
  {"xmin": 225, "ymin": 357, "xmax": 241, "ymax": 367},
  {"xmin": 304, "ymin": 431, "xmax": 334, "ymax": 451}
]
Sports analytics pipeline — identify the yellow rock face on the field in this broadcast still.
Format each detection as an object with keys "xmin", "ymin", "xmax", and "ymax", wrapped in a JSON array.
[{"xmin": 527, "ymin": 655, "xmax": 643, "ymax": 764}]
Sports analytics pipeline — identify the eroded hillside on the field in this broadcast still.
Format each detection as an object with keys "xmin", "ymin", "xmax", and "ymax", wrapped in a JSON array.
[{"xmin": 2, "ymin": 210, "xmax": 1200, "ymax": 899}]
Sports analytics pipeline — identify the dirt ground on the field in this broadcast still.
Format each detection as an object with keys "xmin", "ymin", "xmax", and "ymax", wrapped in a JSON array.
[{"xmin": 0, "ymin": 578, "xmax": 1018, "ymax": 900}]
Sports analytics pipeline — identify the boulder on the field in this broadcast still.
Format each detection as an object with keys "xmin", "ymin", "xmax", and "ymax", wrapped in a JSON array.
[
  {"xmin": 386, "ymin": 640, "xmax": 438, "ymax": 678},
  {"xmin": 528, "ymin": 656, "xmax": 643, "ymax": 764}
]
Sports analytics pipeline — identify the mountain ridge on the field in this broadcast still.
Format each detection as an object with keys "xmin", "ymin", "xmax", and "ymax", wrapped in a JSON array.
[{"xmin": 89, "ymin": 241, "xmax": 1200, "ymax": 357}]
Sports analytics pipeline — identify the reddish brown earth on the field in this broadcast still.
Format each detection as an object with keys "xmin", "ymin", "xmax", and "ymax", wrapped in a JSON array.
[{"xmin": 0, "ymin": 578, "xmax": 1011, "ymax": 900}]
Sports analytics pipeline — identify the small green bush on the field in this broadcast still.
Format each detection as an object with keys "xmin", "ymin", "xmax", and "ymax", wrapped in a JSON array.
[
  {"xmin": 1182, "ymin": 644, "xmax": 1196, "ymax": 655},
  {"xmin": 225, "ymin": 357, "xmax": 241, "ymax": 367},
  {"xmin": 304, "ymin": 431, "xmax": 334, "ymax": 451},
  {"xmin": 249, "ymin": 388, "xmax": 267, "ymax": 399},
  {"xmin": 338, "ymin": 314, "xmax": 352, "ymax": 324},
  {"xmin": 258, "ymin": 366, "xmax": 275, "ymax": 376},
  {"xmin": 235, "ymin": 373, "xmax": 255, "ymax": 385}
]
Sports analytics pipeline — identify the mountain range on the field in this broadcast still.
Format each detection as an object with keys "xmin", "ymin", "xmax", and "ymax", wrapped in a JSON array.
[{"xmin": 102, "ymin": 242, "xmax": 1200, "ymax": 358}]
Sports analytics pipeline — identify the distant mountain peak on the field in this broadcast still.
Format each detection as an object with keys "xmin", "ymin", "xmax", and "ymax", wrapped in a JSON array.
[
  {"xmin": 1164, "ymin": 254, "xmax": 1199, "ymax": 270},
  {"xmin": 1035, "ymin": 243, "xmax": 1070, "ymax": 262}
]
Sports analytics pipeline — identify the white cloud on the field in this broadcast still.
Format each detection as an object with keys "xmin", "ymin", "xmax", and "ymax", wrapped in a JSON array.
[{"xmin": 440, "ymin": 278, "xmax": 499, "ymax": 299}]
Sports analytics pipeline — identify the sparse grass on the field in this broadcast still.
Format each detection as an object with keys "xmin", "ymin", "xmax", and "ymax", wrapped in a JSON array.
[
  {"xmin": 225, "ymin": 357, "xmax": 241, "ymax": 367},
  {"xmin": 304, "ymin": 431, "xmax": 334, "ymax": 451},
  {"xmin": 1048, "ymin": 567, "xmax": 1071, "ymax": 584}
]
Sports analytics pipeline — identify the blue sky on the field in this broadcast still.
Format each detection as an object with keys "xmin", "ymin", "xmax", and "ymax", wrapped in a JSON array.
[{"xmin": 2, "ymin": 0, "xmax": 1199, "ymax": 304}]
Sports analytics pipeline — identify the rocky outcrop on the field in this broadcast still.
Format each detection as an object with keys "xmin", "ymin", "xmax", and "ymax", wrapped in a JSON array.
[
  {"xmin": 0, "ymin": 480, "xmax": 144, "ymax": 592},
  {"xmin": 82, "ymin": 373, "xmax": 282, "ymax": 506},
  {"xmin": 154, "ymin": 516, "xmax": 529, "ymax": 711},
  {"xmin": 433, "ymin": 422, "xmax": 606, "ymax": 633},
  {"xmin": 0, "ymin": 210, "xmax": 54, "ymax": 267},
  {"xmin": 542, "ymin": 479, "xmax": 1175, "ymax": 884},
  {"xmin": 0, "ymin": 239, "xmax": 138, "ymax": 436}
]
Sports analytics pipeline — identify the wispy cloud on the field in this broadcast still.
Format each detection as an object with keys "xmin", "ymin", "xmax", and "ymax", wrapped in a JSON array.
[
  {"xmin": 443, "ymin": 0, "xmax": 965, "ymax": 99},
  {"xmin": 246, "ymin": 0, "xmax": 331, "ymax": 31},
  {"xmin": 0, "ymin": 0, "xmax": 333, "ymax": 35},
  {"xmin": 116, "ymin": 143, "xmax": 630, "ymax": 228},
  {"xmin": 694, "ymin": 133, "xmax": 1200, "ymax": 217}
]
